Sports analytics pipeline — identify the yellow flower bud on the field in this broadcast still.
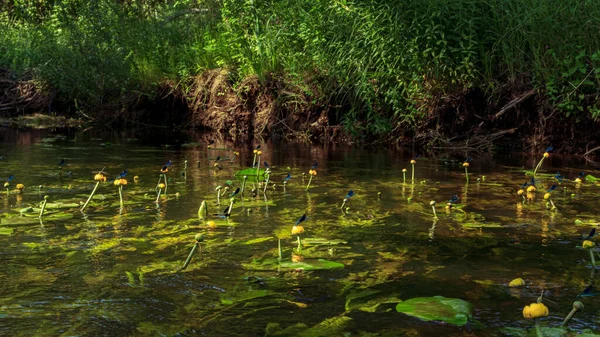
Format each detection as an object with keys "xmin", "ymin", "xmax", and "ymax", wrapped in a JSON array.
[
  {"xmin": 463, "ymin": 162, "xmax": 470, "ymax": 167},
  {"xmin": 158, "ymin": 183, "xmax": 166, "ymax": 189},
  {"xmin": 543, "ymin": 152, "xmax": 549, "ymax": 158},
  {"xmin": 291, "ymin": 225, "xmax": 305, "ymax": 235},
  {"xmin": 527, "ymin": 186, "xmax": 536, "ymax": 192},
  {"xmin": 508, "ymin": 277, "xmax": 526, "ymax": 288},
  {"xmin": 410, "ymin": 160, "xmax": 416, "ymax": 164},
  {"xmin": 583, "ymin": 240, "xmax": 595, "ymax": 249},
  {"xmin": 517, "ymin": 189, "xmax": 524, "ymax": 196},
  {"xmin": 543, "ymin": 193, "xmax": 551, "ymax": 200}
]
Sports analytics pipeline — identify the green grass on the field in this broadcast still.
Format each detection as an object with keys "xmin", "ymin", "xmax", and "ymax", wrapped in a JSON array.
[{"xmin": 1, "ymin": 0, "xmax": 600, "ymax": 133}]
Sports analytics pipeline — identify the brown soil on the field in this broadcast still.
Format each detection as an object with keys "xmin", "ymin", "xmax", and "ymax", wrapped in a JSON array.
[
  {"xmin": 0, "ymin": 68, "xmax": 53, "ymax": 115},
  {"xmin": 183, "ymin": 69, "xmax": 342, "ymax": 141}
]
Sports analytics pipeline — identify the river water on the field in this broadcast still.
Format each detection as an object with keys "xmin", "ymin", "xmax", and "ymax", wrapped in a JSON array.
[{"xmin": 0, "ymin": 127, "xmax": 599, "ymax": 336}]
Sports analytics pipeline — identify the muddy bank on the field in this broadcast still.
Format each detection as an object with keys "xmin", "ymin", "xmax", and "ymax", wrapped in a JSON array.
[{"xmin": 3, "ymin": 67, "xmax": 600, "ymax": 155}]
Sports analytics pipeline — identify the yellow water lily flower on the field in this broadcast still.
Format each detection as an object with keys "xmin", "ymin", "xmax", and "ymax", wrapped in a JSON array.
[
  {"xmin": 291, "ymin": 225, "xmax": 305, "ymax": 235},
  {"xmin": 543, "ymin": 193, "xmax": 551, "ymax": 200},
  {"xmin": 517, "ymin": 189, "xmax": 524, "ymax": 196},
  {"xmin": 522, "ymin": 303, "xmax": 549, "ymax": 319},
  {"xmin": 94, "ymin": 173, "xmax": 105, "ymax": 181},
  {"xmin": 543, "ymin": 152, "xmax": 550, "ymax": 158},
  {"xmin": 157, "ymin": 183, "xmax": 166, "ymax": 189},
  {"xmin": 308, "ymin": 169, "xmax": 317, "ymax": 176},
  {"xmin": 16, "ymin": 184, "xmax": 25, "ymax": 191},
  {"xmin": 508, "ymin": 277, "xmax": 526, "ymax": 288},
  {"xmin": 463, "ymin": 162, "xmax": 470, "ymax": 167},
  {"xmin": 113, "ymin": 178, "xmax": 128, "ymax": 186},
  {"xmin": 527, "ymin": 185, "xmax": 536, "ymax": 192},
  {"xmin": 402, "ymin": 168, "xmax": 407, "ymax": 172},
  {"xmin": 410, "ymin": 159, "xmax": 416, "ymax": 164},
  {"xmin": 583, "ymin": 240, "xmax": 595, "ymax": 249}
]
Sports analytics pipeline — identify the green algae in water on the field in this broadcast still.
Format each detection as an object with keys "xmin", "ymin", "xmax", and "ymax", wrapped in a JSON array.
[{"xmin": 395, "ymin": 296, "xmax": 473, "ymax": 326}]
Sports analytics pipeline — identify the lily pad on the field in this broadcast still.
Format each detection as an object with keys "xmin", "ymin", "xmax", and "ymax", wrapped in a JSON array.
[
  {"xmin": 235, "ymin": 168, "xmax": 266, "ymax": 177},
  {"xmin": 247, "ymin": 258, "xmax": 344, "ymax": 271},
  {"xmin": 395, "ymin": 296, "xmax": 472, "ymax": 326},
  {"xmin": 586, "ymin": 175, "xmax": 598, "ymax": 183},
  {"xmin": 0, "ymin": 227, "xmax": 13, "ymax": 235}
]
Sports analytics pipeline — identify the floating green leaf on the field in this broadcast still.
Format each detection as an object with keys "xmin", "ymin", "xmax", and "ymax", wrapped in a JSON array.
[
  {"xmin": 235, "ymin": 168, "xmax": 266, "ymax": 177},
  {"xmin": 395, "ymin": 296, "xmax": 472, "ymax": 326}
]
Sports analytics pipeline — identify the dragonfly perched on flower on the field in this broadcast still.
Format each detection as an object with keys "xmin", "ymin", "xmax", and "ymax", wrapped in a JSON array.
[
  {"xmin": 584, "ymin": 227, "xmax": 597, "ymax": 240},
  {"xmin": 341, "ymin": 190, "xmax": 355, "ymax": 209},
  {"xmin": 161, "ymin": 160, "xmax": 172, "ymax": 173},
  {"xmin": 264, "ymin": 162, "xmax": 269, "ymax": 169},
  {"xmin": 575, "ymin": 171, "xmax": 585, "ymax": 183},
  {"xmin": 118, "ymin": 170, "xmax": 128, "ymax": 179},
  {"xmin": 547, "ymin": 184, "xmax": 557, "ymax": 192},
  {"xmin": 449, "ymin": 195, "xmax": 460, "ymax": 203},
  {"xmin": 296, "ymin": 214, "xmax": 307, "ymax": 225}
]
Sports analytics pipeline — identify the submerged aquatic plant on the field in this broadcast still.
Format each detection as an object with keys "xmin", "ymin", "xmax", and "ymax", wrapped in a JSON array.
[
  {"xmin": 532, "ymin": 146, "xmax": 552, "ymax": 177},
  {"xmin": 81, "ymin": 169, "xmax": 106, "ymax": 211}
]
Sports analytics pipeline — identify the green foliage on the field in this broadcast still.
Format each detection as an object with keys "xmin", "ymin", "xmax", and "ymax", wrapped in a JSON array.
[{"xmin": 1, "ymin": 0, "xmax": 600, "ymax": 130}]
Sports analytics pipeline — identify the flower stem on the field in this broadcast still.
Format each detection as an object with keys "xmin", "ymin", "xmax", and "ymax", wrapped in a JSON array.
[
  {"xmin": 535, "ymin": 318, "xmax": 544, "ymax": 337},
  {"xmin": 465, "ymin": 167, "xmax": 469, "ymax": 183},
  {"xmin": 533, "ymin": 157, "xmax": 545, "ymax": 177},
  {"xmin": 297, "ymin": 235, "xmax": 302, "ymax": 250},
  {"xmin": 163, "ymin": 173, "xmax": 168, "ymax": 195},
  {"xmin": 155, "ymin": 189, "xmax": 162, "ymax": 203},
  {"xmin": 403, "ymin": 171, "xmax": 406, "ymax": 184},
  {"xmin": 278, "ymin": 239, "xmax": 282, "ymax": 262},
  {"xmin": 118, "ymin": 185, "xmax": 124, "ymax": 209},
  {"xmin": 241, "ymin": 176, "xmax": 248, "ymax": 198},
  {"xmin": 590, "ymin": 249, "xmax": 596, "ymax": 267},
  {"xmin": 561, "ymin": 308, "xmax": 579, "ymax": 327},
  {"xmin": 432, "ymin": 205, "xmax": 437, "ymax": 219},
  {"xmin": 81, "ymin": 181, "xmax": 100, "ymax": 211},
  {"xmin": 305, "ymin": 175, "xmax": 313, "ymax": 191},
  {"xmin": 39, "ymin": 196, "xmax": 48, "ymax": 218},
  {"xmin": 180, "ymin": 242, "xmax": 200, "ymax": 271},
  {"xmin": 411, "ymin": 163, "xmax": 415, "ymax": 184}
]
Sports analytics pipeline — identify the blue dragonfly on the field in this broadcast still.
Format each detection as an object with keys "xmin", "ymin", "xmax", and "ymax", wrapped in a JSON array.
[
  {"xmin": 545, "ymin": 146, "xmax": 554, "ymax": 152},
  {"xmin": 584, "ymin": 227, "xmax": 597, "ymax": 240},
  {"xmin": 448, "ymin": 195, "xmax": 460, "ymax": 203},
  {"xmin": 464, "ymin": 157, "xmax": 472, "ymax": 163},
  {"xmin": 161, "ymin": 160, "xmax": 172, "ymax": 173},
  {"xmin": 554, "ymin": 172, "xmax": 564, "ymax": 183},
  {"xmin": 118, "ymin": 170, "xmax": 128, "ymax": 179},
  {"xmin": 6, "ymin": 175, "xmax": 14, "ymax": 183},
  {"xmin": 296, "ymin": 214, "xmax": 307, "ymax": 225},
  {"xmin": 264, "ymin": 161, "xmax": 269, "ymax": 169},
  {"xmin": 311, "ymin": 162, "xmax": 318, "ymax": 169},
  {"xmin": 341, "ymin": 190, "xmax": 355, "ymax": 209},
  {"xmin": 283, "ymin": 173, "xmax": 292, "ymax": 181},
  {"xmin": 577, "ymin": 284, "xmax": 600, "ymax": 298},
  {"xmin": 547, "ymin": 184, "xmax": 557, "ymax": 192},
  {"xmin": 217, "ymin": 206, "xmax": 230, "ymax": 219},
  {"xmin": 576, "ymin": 172, "xmax": 585, "ymax": 182},
  {"xmin": 230, "ymin": 187, "xmax": 241, "ymax": 198},
  {"xmin": 59, "ymin": 159, "xmax": 65, "ymax": 167}
]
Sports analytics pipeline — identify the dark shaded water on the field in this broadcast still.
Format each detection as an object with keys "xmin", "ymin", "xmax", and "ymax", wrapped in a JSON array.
[{"xmin": 1, "ymin": 127, "xmax": 600, "ymax": 336}]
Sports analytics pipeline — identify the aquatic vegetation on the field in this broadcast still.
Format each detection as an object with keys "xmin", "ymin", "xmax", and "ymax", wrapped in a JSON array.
[
  {"xmin": 562, "ymin": 301, "xmax": 584, "ymax": 327},
  {"xmin": 402, "ymin": 168, "xmax": 407, "ymax": 184},
  {"xmin": 180, "ymin": 233, "xmax": 204, "ymax": 271},
  {"xmin": 429, "ymin": 200, "xmax": 437, "ymax": 219},
  {"xmin": 463, "ymin": 157, "xmax": 472, "ymax": 183},
  {"xmin": 340, "ymin": 190, "xmax": 354, "ymax": 210},
  {"xmin": 395, "ymin": 296, "xmax": 473, "ymax": 326},
  {"xmin": 305, "ymin": 168, "xmax": 317, "ymax": 191},
  {"xmin": 410, "ymin": 155, "xmax": 419, "ymax": 184},
  {"xmin": 523, "ymin": 302, "xmax": 549, "ymax": 337},
  {"xmin": 38, "ymin": 195, "xmax": 49, "ymax": 218},
  {"xmin": 509, "ymin": 278, "xmax": 526, "ymax": 288},
  {"xmin": 156, "ymin": 183, "xmax": 166, "ymax": 202},
  {"xmin": 583, "ymin": 240, "xmax": 596, "ymax": 267},
  {"xmin": 532, "ymin": 147, "xmax": 553, "ymax": 177},
  {"xmin": 81, "ymin": 169, "xmax": 106, "ymax": 211}
]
